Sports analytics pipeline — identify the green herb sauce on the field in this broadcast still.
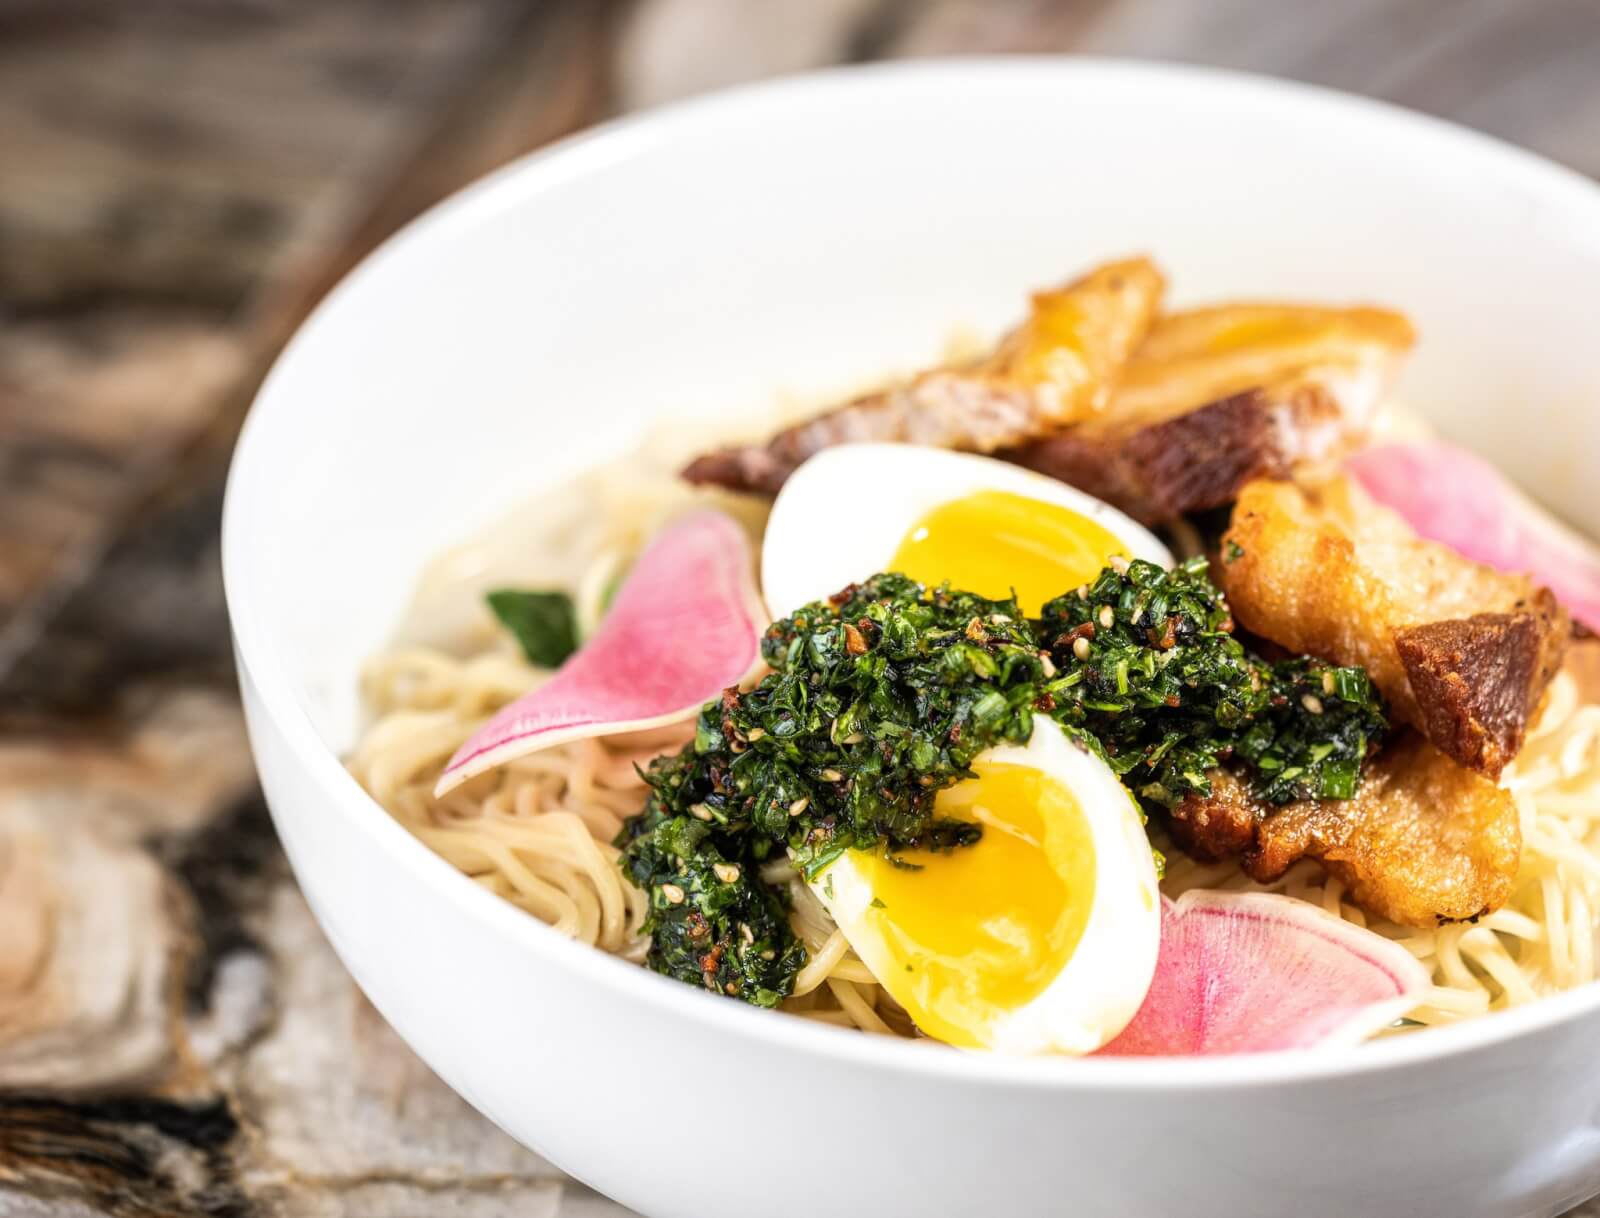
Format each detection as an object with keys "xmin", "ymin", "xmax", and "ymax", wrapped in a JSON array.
[
  {"xmin": 1037, "ymin": 558, "xmax": 1383, "ymax": 808},
  {"xmin": 617, "ymin": 558, "xmax": 1387, "ymax": 1005}
]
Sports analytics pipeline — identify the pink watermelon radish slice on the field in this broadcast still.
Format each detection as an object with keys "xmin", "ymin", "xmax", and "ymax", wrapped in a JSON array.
[
  {"xmin": 1099, "ymin": 891, "xmax": 1429, "ymax": 1056},
  {"xmin": 1347, "ymin": 442, "xmax": 1600, "ymax": 633},
  {"xmin": 436, "ymin": 510, "xmax": 766, "ymax": 796}
]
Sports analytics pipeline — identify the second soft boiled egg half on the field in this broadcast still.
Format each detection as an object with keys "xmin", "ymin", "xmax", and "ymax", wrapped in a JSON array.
[
  {"xmin": 763, "ymin": 444, "xmax": 1172, "ymax": 1053},
  {"xmin": 813, "ymin": 717, "xmax": 1162, "ymax": 1054}
]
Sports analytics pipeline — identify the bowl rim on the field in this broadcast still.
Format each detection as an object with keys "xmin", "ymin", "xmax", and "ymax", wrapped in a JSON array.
[{"xmin": 223, "ymin": 54, "xmax": 1600, "ymax": 1091}]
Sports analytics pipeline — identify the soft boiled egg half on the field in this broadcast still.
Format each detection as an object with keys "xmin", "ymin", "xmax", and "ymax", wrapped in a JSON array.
[
  {"xmin": 813, "ymin": 717, "xmax": 1162, "ymax": 1054},
  {"xmin": 763, "ymin": 444, "xmax": 1174, "ymax": 1053},
  {"xmin": 761, "ymin": 444, "xmax": 1173, "ymax": 620}
]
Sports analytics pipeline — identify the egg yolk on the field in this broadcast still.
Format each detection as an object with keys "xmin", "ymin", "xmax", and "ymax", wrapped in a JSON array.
[
  {"xmin": 890, "ymin": 489, "xmax": 1127, "ymax": 616},
  {"xmin": 844, "ymin": 760, "xmax": 1097, "ymax": 1049}
]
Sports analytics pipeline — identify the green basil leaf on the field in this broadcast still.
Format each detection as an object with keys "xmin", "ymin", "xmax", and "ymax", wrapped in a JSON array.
[{"xmin": 486, "ymin": 589, "xmax": 579, "ymax": 668}]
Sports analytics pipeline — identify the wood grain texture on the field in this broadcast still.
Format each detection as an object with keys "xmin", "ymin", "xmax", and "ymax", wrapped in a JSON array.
[{"xmin": 1, "ymin": 1, "xmax": 1598, "ymax": 1215}]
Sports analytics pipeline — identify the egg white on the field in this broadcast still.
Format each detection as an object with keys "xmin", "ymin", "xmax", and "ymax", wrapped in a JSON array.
[
  {"xmin": 761, "ymin": 444, "xmax": 1173, "ymax": 621},
  {"xmin": 812, "ymin": 718, "xmax": 1162, "ymax": 1056}
]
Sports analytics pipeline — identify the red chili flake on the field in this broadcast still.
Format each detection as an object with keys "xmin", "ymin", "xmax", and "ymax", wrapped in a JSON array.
[
  {"xmin": 828, "ymin": 583, "xmax": 859, "ymax": 607},
  {"xmin": 1219, "ymin": 614, "xmax": 1236, "ymax": 634},
  {"xmin": 1164, "ymin": 694, "xmax": 1181, "ymax": 708},
  {"xmin": 1054, "ymin": 622, "xmax": 1096, "ymax": 649},
  {"xmin": 843, "ymin": 623, "xmax": 868, "ymax": 655},
  {"xmin": 699, "ymin": 943, "xmax": 725, "ymax": 987},
  {"xmin": 1034, "ymin": 693, "xmax": 1057, "ymax": 712},
  {"xmin": 1152, "ymin": 616, "xmax": 1178, "ymax": 650},
  {"xmin": 948, "ymin": 723, "xmax": 963, "ymax": 744}
]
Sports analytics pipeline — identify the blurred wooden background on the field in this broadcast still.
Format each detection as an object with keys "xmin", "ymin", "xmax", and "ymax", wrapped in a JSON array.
[{"xmin": 2, "ymin": 2, "xmax": 1598, "ymax": 1215}]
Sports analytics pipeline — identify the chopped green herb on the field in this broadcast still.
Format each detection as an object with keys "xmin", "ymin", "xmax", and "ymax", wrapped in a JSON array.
[
  {"xmin": 1223, "ymin": 540, "xmax": 1246, "ymax": 564},
  {"xmin": 1038, "ymin": 557, "xmax": 1387, "ymax": 808},
  {"xmin": 487, "ymin": 589, "xmax": 580, "ymax": 668},
  {"xmin": 620, "ymin": 559, "xmax": 1389, "ymax": 1006},
  {"xmin": 620, "ymin": 574, "xmax": 1050, "ymax": 1001}
]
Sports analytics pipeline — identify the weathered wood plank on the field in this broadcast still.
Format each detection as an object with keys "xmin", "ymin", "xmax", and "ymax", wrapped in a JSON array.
[
  {"xmin": 0, "ymin": 1, "xmax": 510, "ymax": 310},
  {"xmin": 0, "ymin": 3, "xmax": 628, "ymax": 1215}
]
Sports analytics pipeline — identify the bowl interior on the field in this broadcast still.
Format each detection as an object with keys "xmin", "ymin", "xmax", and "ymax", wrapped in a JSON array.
[{"xmin": 229, "ymin": 56, "xmax": 1600, "ymax": 928}]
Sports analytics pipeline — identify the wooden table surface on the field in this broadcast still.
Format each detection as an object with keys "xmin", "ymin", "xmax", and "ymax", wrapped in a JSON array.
[{"xmin": 3, "ymin": 2, "xmax": 1599, "ymax": 1215}]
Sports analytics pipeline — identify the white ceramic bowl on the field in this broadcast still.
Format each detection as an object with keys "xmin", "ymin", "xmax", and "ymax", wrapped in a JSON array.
[{"xmin": 224, "ymin": 59, "xmax": 1600, "ymax": 1218}]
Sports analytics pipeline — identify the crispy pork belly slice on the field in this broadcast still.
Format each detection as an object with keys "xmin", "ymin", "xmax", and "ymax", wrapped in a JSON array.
[
  {"xmin": 1168, "ymin": 735, "xmax": 1521, "ymax": 927},
  {"xmin": 1219, "ymin": 476, "xmax": 1570, "ymax": 777},
  {"xmin": 1112, "ymin": 303, "xmax": 1416, "ymax": 415},
  {"xmin": 1006, "ymin": 303, "xmax": 1415, "ymax": 523},
  {"xmin": 681, "ymin": 257, "xmax": 1164, "ymax": 495}
]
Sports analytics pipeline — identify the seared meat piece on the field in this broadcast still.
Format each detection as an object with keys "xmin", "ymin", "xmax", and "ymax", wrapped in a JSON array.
[
  {"xmin": 682, "ymin": 257, "xmax": 1165, "ymax": 495},
  {"xmin": 1169, "ymin": 734, "xmax": 1521, "ymax": 927},
  {"xmin": 1008, "ymin": 376, "xmax": 1352, "ymax": 526},
  {"xmin": 1218, "ymin": 476, "xmax": 1570, "ymax": 778},
  {"xmin": 1006, "ymin": 304, "xmax": 1415, "ymax": 524}
]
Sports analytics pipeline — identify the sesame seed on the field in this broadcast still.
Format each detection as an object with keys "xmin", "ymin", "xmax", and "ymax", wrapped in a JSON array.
[
  {"xmin": 1098, "ymin": 605, "xmax": 1115, "ymax": 630},
  {"xmin": 1039, "ymin": 652, "xmax": 1058, "ymax": 678},
  {"xmin": 1302, "ymin": 694, "xmax": 1325, "ymax": 715},
  {"xmin": 1073, "ymin": 636, "xmax": 1092, "ymax": 662},
  {"xmin": 745, "ymin": 727, "xmax": 766, "ymax": 742},
  {"xmin": 739, "ymin": 922, "xmax": 755, "ymax": 944},
  {"xmin": 689, "ymin": 803, "xmax": 712, "ymax": 821},
  {"xmin": 1109, "ymin": 554, "xmax": 1131, "ymax": 575},
  {"xmin": 1322, "ymin": 671, "xmax": 1337, "ymax": 697},
  {"xmin": 820, "ymin": 768, "xmax": 844, "ymax": 782},
  {"xmin": 788, "ymin": 797, "xmax": 809, "ymax": 817},
  {"xmin": 1075, "ymin": 586, "xmax": 1089, "ymax": 600},
  {"xmin": 842, "ymin": 731, "xmax": 865, "ymax": 745},
  {"xmin": 661, "ymin": 883, "xmax": 686, "ymax": 905},
  {"xmin": 713, "ymin": 862, "xmax": 741, "ymax": 884},
  {"xmin": 760, "ymin": 950, "xmax": 776, "ymax": 961}
]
